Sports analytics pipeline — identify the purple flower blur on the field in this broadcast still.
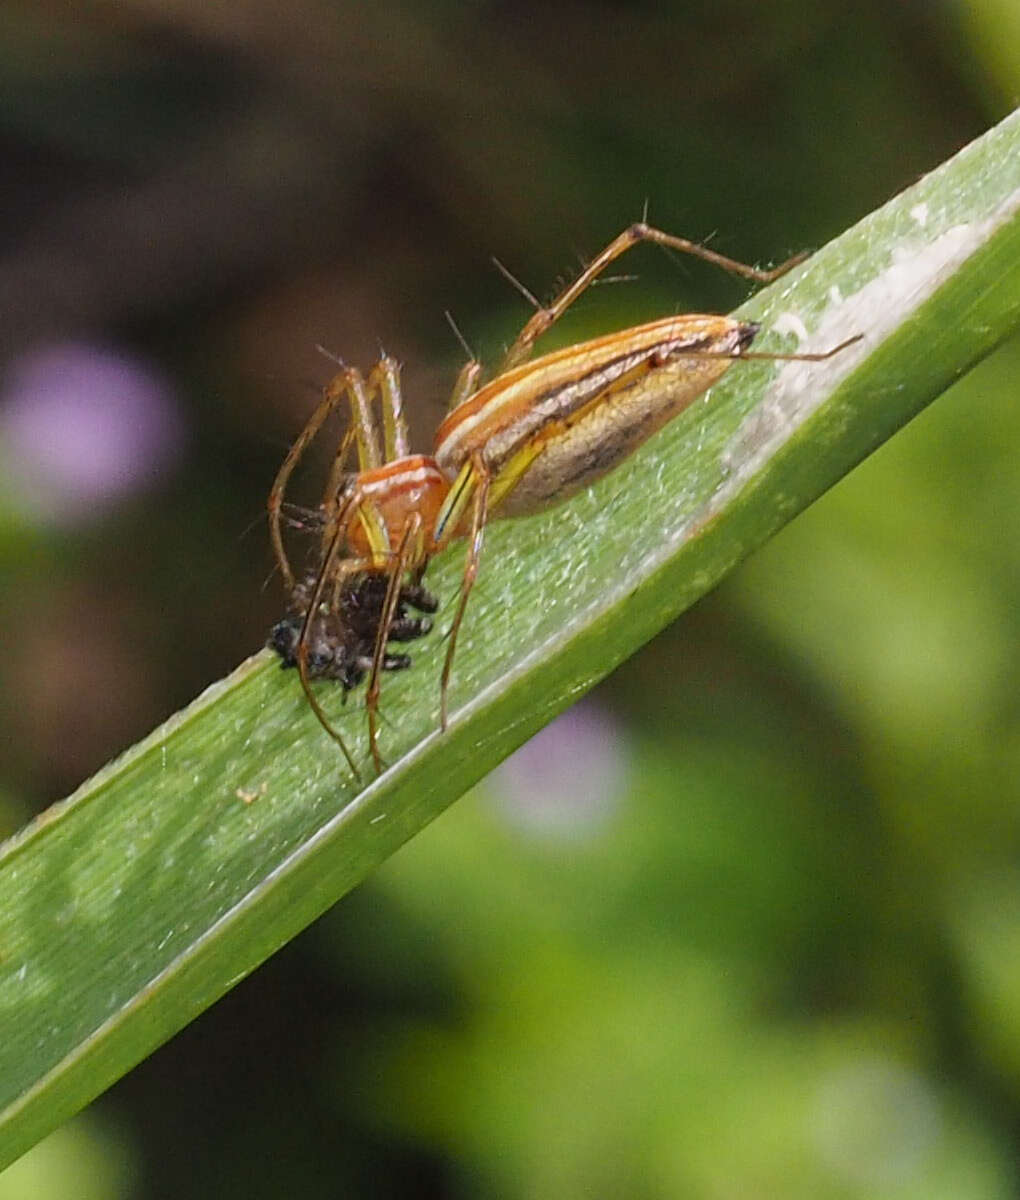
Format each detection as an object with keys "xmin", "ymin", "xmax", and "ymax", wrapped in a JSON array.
[
  {"xmin": 0, "ymin": 342, "xmax": 185, "ymax": 525},
  {"xmin": 488, "ymin": 700, "xmax": 628, "ymax": 839}
]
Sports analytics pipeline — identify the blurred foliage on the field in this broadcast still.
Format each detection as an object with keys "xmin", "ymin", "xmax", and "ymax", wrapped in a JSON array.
[{"xmin": 0, "ymin": 0, "xmax": 1017, "ymax": 1196}]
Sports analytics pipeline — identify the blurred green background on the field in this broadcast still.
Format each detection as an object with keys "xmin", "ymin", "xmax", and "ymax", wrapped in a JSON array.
[{"xmin": 1, "ymin": 1, "xmax": 1018, "ymax": 1196}]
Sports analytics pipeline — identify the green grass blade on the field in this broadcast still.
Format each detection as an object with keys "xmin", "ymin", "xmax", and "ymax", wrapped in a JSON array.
[{"xmin": 1, "ymin": 108, "xmax": 1018, "ymax": 1170}]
